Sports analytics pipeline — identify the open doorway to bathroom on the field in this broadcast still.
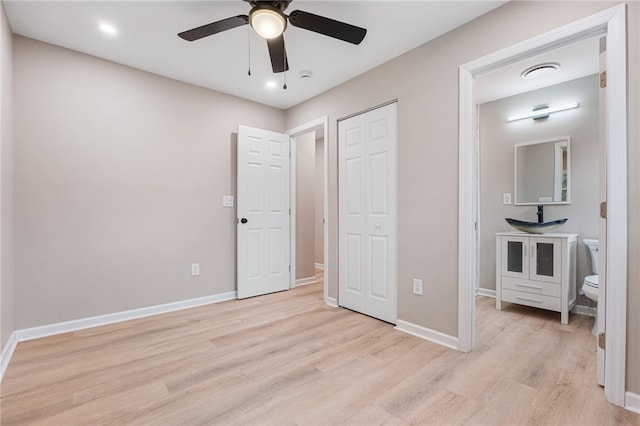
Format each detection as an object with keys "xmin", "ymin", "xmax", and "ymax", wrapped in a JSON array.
[
  {"xmin": 458, "ymin": 5, "xmax": 628, "ymax": 406},
  {"xmin": 473, "ymin": 35, "xmax": 602, "ymax": 378}
]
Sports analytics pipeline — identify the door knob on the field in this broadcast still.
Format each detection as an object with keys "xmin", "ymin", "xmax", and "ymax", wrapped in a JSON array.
[{"xmin": 240, "ymin": 218, "xmax": 248, "ymax": 224}]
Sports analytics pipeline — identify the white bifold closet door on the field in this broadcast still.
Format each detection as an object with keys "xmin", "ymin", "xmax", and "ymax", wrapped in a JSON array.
[{"xmin": 338, "ymin": 103, "xmax": 397, "ymax": 324}]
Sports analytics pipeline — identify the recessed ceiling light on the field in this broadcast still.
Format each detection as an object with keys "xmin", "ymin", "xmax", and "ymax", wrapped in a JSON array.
[
  {"xmin": 266, "ymin": 80, "xmax": 277, "ymax": 89},
  {"xmin": 99, "ymin": 23, "xmax": 118, "ymax": 36},
  {"xmin": 521, "ymin": 62, "xmax": 560, "ymax": 80}
]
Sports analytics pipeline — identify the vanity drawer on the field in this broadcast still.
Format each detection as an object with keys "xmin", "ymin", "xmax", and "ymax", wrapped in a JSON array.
[
  {"xmin": 501, "ymin": 289, "xmax": 561, "ymax": 312},
  {"xmin": 501, "ymin": 277, "xmax": 560, "ymax": 297}
]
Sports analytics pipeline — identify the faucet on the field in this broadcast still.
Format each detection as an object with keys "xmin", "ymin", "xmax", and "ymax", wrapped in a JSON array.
[{"xmin": 537, "ymin": 205, "xmax": 544, "ymax": 223}]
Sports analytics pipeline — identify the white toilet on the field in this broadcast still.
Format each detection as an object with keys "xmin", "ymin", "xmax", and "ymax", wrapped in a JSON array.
[{"xmin": 582, "ymin": 238, "xmax": 599, "ymax": 334}]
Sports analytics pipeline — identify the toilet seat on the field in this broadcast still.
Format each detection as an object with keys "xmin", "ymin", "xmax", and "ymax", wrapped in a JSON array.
[
  {"xmin": 584, "ymin": 275, "xmax": 599, "ymax": 288},
  {"xmin": 582, "ymin": 275, "xmax": 599, "ymax": 302}
]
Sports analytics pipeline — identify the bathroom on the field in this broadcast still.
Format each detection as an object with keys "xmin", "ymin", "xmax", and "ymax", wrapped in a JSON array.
[{"xmin": 476, "ymin": 37, "xmax": 601, "ymax": 330}]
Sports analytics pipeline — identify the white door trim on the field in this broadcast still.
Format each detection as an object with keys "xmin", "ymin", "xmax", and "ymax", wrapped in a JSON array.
[
  {"xmin": 458, "ymin": 4, "xmax": 627, "ymax": 406},
  {"xmin": 286, "ymin": 116, "xmax": 330, "ymax": 306}
]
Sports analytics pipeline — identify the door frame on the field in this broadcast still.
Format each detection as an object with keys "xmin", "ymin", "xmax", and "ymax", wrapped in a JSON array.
[
  {"xmin": 286, "ymin": 116, "xmax": 330, "ymax": 305},
  {"xmin": 458, "ymin": 4, "xmax": 627, "ymax": 407}
]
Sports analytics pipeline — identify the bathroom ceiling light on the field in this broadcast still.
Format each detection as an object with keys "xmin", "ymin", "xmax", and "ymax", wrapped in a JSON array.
[
  {"xmin": 507, "ymin": 103, "xmax": 579, "ymax": 122},
  {"xmin": 521, "ymin": 63, "xmax": 560, "ymax": 79},
  {"xmin": 250, "ymin": 6, "xmax": 287, "ymax": 39},
  {"xmin": 266, "ymin": 80, "xmax": 278, "ymax": 89}
]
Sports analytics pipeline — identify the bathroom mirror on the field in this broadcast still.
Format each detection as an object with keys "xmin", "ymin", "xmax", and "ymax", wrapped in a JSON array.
[{"xmin": 514, "ymin": 136, "xmax": 571, "ymax": 205}]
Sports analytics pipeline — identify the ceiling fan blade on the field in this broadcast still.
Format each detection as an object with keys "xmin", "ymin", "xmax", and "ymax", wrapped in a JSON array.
[
  {"xmin": 266, "ymin": 35, "xmax": 289, "ymax": 73},
  {"xmin": 178, "ymin": 15, "xmax": 248, "ymax": 41},
  {"xmin": 288, "ymin": 10, "xmax": 366, "ymax": 45}
]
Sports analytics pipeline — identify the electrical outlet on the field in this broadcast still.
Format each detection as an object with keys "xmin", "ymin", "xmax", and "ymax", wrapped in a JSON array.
[
  {"xmin": 191, "ymin": 263, "xmax": 200, "ymax": 276},
  {"xmin": 503, "ymin": 193, "xmax": 512, "ymax": 205},
  {"xmin": 412, "ymin": 278, "xmax": 423, "ymax": 296}
]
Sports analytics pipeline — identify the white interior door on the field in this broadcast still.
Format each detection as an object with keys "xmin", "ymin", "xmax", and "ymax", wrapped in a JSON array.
[
  {"xmin": 237, "ymin": 125, "xmax": 290, "ymax": 299},
  {"xmin": 338, "ymin": 103, "xmax": 397, "ymax": 324}
]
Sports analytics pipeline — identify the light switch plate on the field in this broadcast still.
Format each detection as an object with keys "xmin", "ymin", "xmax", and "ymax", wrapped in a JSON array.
[
  {"xmin": 223, "ymin": 195, "xmax": 234, "ymax": 207},
  {"xmin": 503, "ymin": 193, "xmax": 512, "ymax": 205},
  {"xmin": 412, "ymin": 278, "xmax": 423, "ymax": 296}
]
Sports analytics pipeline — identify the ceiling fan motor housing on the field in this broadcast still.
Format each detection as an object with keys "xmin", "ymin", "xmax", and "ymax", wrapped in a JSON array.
[{"xmin": 248, "ymin": 1, "xmax": 292, "ymax": 13}]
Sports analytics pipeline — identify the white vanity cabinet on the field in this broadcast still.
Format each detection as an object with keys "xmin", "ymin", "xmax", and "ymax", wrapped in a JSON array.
[{"xmin": 496, "ymin": 232, "xmax": 577, "ymax": 324}]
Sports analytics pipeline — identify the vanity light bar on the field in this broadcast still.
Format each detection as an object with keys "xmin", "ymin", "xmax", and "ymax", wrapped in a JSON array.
[{"xmin": 507, "ymin": 103, "xmax": 579, "ymax": 122}]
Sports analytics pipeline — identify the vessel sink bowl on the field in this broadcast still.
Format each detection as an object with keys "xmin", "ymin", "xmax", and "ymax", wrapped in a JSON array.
[{"xmin": 505, "ymin": 218, "xmax": 568, "ymax": 234}]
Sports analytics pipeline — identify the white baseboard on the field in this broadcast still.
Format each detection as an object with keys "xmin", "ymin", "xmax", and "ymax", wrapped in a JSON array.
[
  {"xmin": 0, "ymin": 331, "xmax": 18, "ymax": 382},
  {"xmin": 625, "ymin": 391, "xmax": 640, "ymax": 414},
  {"xmin": 295, "ymin": 276, "xmax": 318, "ymax": 286},
  {"xmin": 395, "ymin": 319, "xmax": 458, "ymax": 350},
  {"xmin": 325, "ymin": 296, "xmax": 338, "ymax": 308},
  {"xmin": 14, "ymin": 291, "xmax": 237, "ymax": 342},
  {"xmin": 314, "ymin": 263, "xmax": 325, "ymax": 270},
  {"xmin": 476, "ymin": 288, "xmax": 496, "ymax": 298},
  {"xmin": 572, "ymin": 305, "xmax": 597, "ymax": 317}
]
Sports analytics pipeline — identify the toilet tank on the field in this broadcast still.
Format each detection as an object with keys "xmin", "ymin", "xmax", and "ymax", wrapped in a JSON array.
[{"xmin": 584, "ymin": 238, "xmax": 600, "ymax": 274}]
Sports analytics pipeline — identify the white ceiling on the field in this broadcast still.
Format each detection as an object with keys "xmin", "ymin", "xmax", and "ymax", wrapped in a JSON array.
[{"xmin": 3, "ymin": 0, "xmax": 508, "ymax": 109}]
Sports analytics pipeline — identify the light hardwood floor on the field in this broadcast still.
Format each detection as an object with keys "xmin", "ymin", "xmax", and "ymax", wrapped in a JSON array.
[{"xmin": 1, "ymin": 275, "xmax": 638, "ymax": 425}]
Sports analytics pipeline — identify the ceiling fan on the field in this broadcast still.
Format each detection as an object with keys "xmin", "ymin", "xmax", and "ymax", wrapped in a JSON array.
[{"xmin": 178, "ymin": 0, "xmax": 367, "ymax": 74}]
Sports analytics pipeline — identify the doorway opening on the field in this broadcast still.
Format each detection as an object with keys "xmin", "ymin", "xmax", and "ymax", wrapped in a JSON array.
[
  {"xmin": 458, "ymin": 5, "xmax": 627, "ymax": 407},
  {"xmin": 287, "ymin": 117, "xmax": 330, "ymax": 305},
  {"xmin": 292, "ymin": 130, "xmax": 325, "ymax": 287}
]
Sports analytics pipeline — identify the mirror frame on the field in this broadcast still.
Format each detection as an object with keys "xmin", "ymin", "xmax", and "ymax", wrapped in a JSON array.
[{"xmin": 513, "ymin": 136, "xmax": 571, "ymax": 205}]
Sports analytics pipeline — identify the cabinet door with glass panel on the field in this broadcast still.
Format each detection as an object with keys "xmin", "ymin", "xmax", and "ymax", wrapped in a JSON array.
[
  {"xmin": 529, "ymin": 237, "xmax": 561, "ymax": 283},
  {"xmin": 500, "ymin": 235, "xmax": 530, "ymax": 279}
]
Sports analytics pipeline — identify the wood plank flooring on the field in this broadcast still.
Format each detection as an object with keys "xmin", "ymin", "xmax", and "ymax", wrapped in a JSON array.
[{"xmin": 1, "ymin": 274, "xmax": 638, "ymax": 425}]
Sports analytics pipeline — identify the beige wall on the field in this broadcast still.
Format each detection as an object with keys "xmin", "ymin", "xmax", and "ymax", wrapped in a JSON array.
[
  {"xmin": 13, "ymin": 36, "xmax": 286, "ymax": 329},
  {"xmin": 284, "ymin": 1, "xmax": 638, "ymax": 393},
  {"xmin": 314, "ymin": 137, "xmax": 324, "ymax": 266},
  {"xmin": 295, "ymin": 131, "xmax": 316, "ymax": 280},
  {"xmin": 0, "ymin": 3, "xmax": 14, "ymax": 350},
  {"xmin": 479, "ymin": 75, "xmax": 600, "ymax": 309}
]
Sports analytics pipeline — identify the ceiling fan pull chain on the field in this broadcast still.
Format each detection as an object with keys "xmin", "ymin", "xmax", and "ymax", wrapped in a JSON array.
[
  {"xmin": 247, "ymin": 26, "xmax": 251, "ymax": 76},
  {"xmin": 282, "ymin": 46, "xmax": 287, "ymax": 89}
]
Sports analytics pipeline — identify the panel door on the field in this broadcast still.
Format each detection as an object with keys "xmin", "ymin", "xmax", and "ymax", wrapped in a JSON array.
[
  {"xmin": 338, "ymin": 103, "xmax": 397, "ymax": 324},
  {"xmin": 237, "ymin": 125, "xmax": 290, "ymax": 299},
  {"xmin": 500, "ymin": 236, "xmax": 529, "ymax": 279}
]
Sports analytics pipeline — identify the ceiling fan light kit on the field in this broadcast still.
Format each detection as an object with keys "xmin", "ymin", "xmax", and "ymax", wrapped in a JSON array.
[
  {"xmin": 250, "ymin": 6, "xmax": 287, "ymax": 39},
  {"xmin": 178, "ymin": 0, "xmax": 367, "ymax": 74}
]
